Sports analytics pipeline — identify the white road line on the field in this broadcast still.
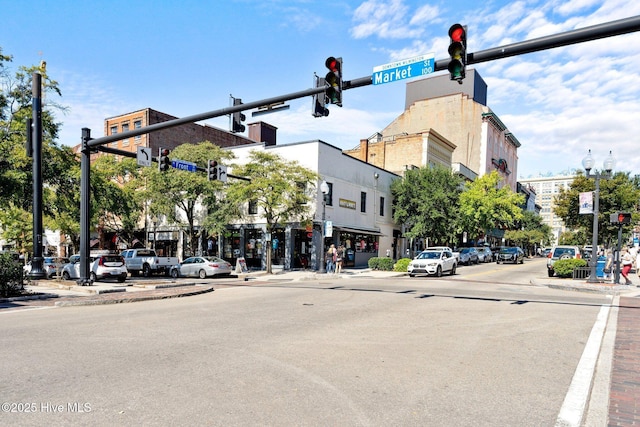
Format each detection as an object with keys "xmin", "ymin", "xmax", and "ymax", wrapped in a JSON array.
[{"xmin": 555, "ymin": 303, "xmax": 610, "ymax": 427}]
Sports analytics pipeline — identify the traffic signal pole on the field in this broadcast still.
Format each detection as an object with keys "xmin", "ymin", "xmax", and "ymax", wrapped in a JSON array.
[{"xmin": 75, "ymin": 15, "xmax": 640, "ymax": 284}]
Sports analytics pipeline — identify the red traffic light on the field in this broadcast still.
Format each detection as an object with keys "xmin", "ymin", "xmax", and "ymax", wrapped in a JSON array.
[
  {"xmin": 449, "ymin": 24, "xmax": 466, "ymax": 43},
  {"xmin": 325, "ymin": 57, "xmax": 340, "ymax": 73}
]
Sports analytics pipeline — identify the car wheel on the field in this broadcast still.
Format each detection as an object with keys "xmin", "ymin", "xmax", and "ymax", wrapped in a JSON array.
[
  {"xmin": 142, "ymin": 264, "xmax": 151, "ymax": 277},
  {"xmin": 62, "ymin": 271, "xmax": 71, "ymax": 280},
  {"xmin": 198, "ymin": 269, "xmax": 207, "ymax": 279},
  {"xmin": 409, "ymin": 273, "xmax": 415, "ymax": 278},
  {"xmin": 171, "ymin": 269, "xmax": 179, "ymax": 279},
  {"xmin": 436, "ymin": 266, "xmax": 442, "ymax": 277},
  {"xmin": 496, "ymin": 260, "xmax": 500, "ymax": 264},
  {"xmin": 90, "ymin": 272, "xmax": 97, "ymax": 282},
  {"xmin": 117, "ymin": 276, "xmax": 126, "ymax": 283},
  {"xmin": 450, "ymin": 264, "xmax": 456, "ymax": 275}
]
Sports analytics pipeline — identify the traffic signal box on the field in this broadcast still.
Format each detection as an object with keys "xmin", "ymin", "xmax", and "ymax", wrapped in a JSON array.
[
  {"xmin": 158, "ymin": 148, "xmax": 171, "ymax": 172},
  {"xmin": 312, "ymin": 76, "xmax": 330, "ymax": 117},
  {"xmin": 447, "ymin": 24, "xmax": 467, "ymax": 84},
  {"xmin": 325, "ymin": 57, "xmax": 343, "ymax": 107},
  {"xmin": 231, "ymin": 98, "xmax": 246, "ymax": 133},
  {"xmin": 208, "ymin": 160, "xmax": 218, "ymax": 181},
  {"xmin": 610, "ymin": 212, "xmax": 632, "ymax": 224}
]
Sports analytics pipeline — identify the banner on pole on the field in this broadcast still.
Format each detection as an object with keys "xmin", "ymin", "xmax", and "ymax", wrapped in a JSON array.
[{"xmin": 579, "ymin": 191, "xmax": 593, "ymax": 214}]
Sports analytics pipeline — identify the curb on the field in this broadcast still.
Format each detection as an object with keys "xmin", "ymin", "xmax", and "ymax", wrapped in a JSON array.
[{"xmin": 54, "ymin": 285, "xmax": 215, "ymax": 307}]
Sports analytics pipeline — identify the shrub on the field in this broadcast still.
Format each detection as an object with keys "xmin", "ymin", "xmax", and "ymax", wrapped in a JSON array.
[
  {"xmin": 0, "ymin": 252, "xmax": 25, "ymax": 297},
  {"xmin": 377, "ymin": 257, "xmax": 395, "ymax": 271},
  {"xmin": 368, "ymin": 257, "xmax": 394, "ymax": 271},
  {"xmin": 553, "ymin": 258, "xmax": 588, "ymax": 278},
  {"xmin": 394, "ymin": 258, "xmax": 411, "ymax": 272},
  {"xmin": 368, "ymin": 257, "xmax": 379, "ymax": 270}
]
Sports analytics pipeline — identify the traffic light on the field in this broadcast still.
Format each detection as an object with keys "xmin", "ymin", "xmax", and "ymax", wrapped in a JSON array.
[
  {"xmin": 158, "ymin": 148, "xmax": 171, "ymax": 172},
  {"xmin": 618, "ymin": 212, "xmax": 632, "ymax": 224},
  {"xmin": 208, "ymin": 160, "xmax": 218, "ymax": 181},
  {"xmin": 447, "ymin": 24, "xmax": 467, "ymax": 84},
  {"xmin": 610, "ymin": 212, "xmax": 632, "ymax": 224},
  {"xmin": 231, "ymin": 98, "xmax": 246, "ymax": 133},
  {"xmin": 325, "ymin": 56, "xmax": 342, "ymax": 106},
  {"xmin": 312, "ymin": 75, "xmax": 329, "ymax": 118}
]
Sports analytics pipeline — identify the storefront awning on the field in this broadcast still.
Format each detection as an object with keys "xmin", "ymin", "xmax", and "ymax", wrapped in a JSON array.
[{"xmin": 335, "ymin": 226, "xmax": 386, "ymax": 237}]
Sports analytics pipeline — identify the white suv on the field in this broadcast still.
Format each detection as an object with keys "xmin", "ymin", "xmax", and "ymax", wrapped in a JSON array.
[
  {"xmin": 408, "ymin": 249, "xmax": 457, "ymax": 277},
  {"xmin": 62, "ymin": 255, "xmax": 128, "ymax": 283}
]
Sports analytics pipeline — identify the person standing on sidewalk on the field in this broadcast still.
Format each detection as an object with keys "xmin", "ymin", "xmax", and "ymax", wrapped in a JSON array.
[
  {"xmin": 326, "ymin": 244, "xmax": 336, "ymax": 274},
  {"xmin": 335, "ymin": 245, "xmax": 344, "ymax": 275},
  {"xmin": 620, "ymin": 247, "xmax": 634, "ymax": 285}
]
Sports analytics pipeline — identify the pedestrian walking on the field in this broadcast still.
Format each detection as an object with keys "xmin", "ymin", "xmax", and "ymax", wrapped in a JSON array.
[
  {"xmin": 604, "ymin": 249, "xmax": 614, "ymax": 281},
  {"xmin": 326, "ymin": 244, "xmax": 336, "ymax": 274},
  {"xmin": 620, "ymin": 247, "xmax": 634, "ymax": 285},
  {"xmin": 335, "ymin": 245, "xmax": 344, "ymax": 275}
]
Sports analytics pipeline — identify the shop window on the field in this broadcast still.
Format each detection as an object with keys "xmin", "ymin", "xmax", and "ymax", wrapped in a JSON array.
[
  {"xmin": 361, "ymin": 192, "xmax": 367, "ymax": 213},
  {"xmin": 248, "ymin": 200, "xmax": 258, "ymax": 215}
]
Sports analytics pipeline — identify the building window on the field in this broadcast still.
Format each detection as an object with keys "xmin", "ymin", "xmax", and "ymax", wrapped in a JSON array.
[
  {"xmin": 109, "ymin": 125, "xmax": 118, "ymax": 147},
  {"xmin": 360, "ymin": 192, "xmax": 366, "ymax": 213},
  {"xmin": 121, "ymin": 122, "xmax": 130, "ymax": 146},
  {"xmin": 248, "ymin": 200, "xmax": 258, "ymax": 215},
  {"xmin": 379, "ymin": 196, "xmax": 384, "ymax": 217},
  {"xmin": 296, "ymin": 182, "xmax": 307, "ymax": 204},
  {"xmin": 134, "ymin": 120, "xmax": 142, "ymax": 142}
]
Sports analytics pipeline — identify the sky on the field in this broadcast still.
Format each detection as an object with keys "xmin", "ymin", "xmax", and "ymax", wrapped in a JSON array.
[{"xmin": 2, "ymin": 0, "xmax": 640, "ymax": 179}]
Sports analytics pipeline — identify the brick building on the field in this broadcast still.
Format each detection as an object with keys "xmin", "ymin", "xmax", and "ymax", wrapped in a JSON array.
[{"xmin": 74, "ymin": 108, "xmax": 262, "ymax": 160}]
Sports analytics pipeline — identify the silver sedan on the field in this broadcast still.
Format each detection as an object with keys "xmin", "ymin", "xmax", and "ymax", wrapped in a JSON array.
[{"xmin": 170, "ymin": 256, "xmax": 233, "ymax": 279}]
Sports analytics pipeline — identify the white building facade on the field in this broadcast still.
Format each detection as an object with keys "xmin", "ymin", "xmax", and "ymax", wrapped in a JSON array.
[{"xmin": 226, "ymin": 139, "xmax": 401, "ymax": 270}]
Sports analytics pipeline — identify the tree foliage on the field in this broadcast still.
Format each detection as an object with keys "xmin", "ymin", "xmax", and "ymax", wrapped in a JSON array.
[
  {"xmin": 225, "ymin": 150, "xmax": 319, "ymax": 273},
  {"xmin": 140, "ymin": 141, "xmax": 236, "ymax": 256},
  {"xmin": 391, "ymin": 165, "xmax": 463, "ymax": 246},
  {"xmin": 458, "ymin": 171, "xmax": 524, "ymax": 241},
  {"xmin": 553, "ymin": 172, "xmax": 640, "ymax": 247}
]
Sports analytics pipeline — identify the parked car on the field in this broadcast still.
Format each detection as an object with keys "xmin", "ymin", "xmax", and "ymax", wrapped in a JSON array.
[
  {"xmin": 427, "ymin": 246, "xmax": 460, "ymax": 262},
  {"xmin": 546, "ymin": 245, "xmax": 583, "ymax": 277},
  {"xmin": 62, "ymin": 255, "xmax": 128, "ymax": 283},
  {"xmin": 496, "ymin": 247, "xmax": 524, "ymax": 264},
  {"xmin": 170, "ymin": 256, "xmax": 233, "ymax": 279},
  {"xmin": 23, "ymin": 257, "xmax": 70, "ymax": 279},
  {"xmin": 459, "ymin": 247, "xmax": 479, "ymax": 265},
  {"xmin": 407, "ymin": 249, "xmax": 457, "ymax": 277},
  {"xmin": 475, "ymin": 247, "xmax": 493, "ymax": 263}
]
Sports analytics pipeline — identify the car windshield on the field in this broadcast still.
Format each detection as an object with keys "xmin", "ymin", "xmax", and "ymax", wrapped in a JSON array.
[
  {"xmin": 553, "ymin": 248, "xmax": 576, "ymax": 257},
  {"xmin": 102, "ymin": 256, "xmax": 123, "ymax": 263},
  {"xmin": 416, "ymin": 251, "xmax": 441, "ymax": 260},
  {"xmin": 204, "ymin": 257, "xmax": 226, "ymax": 263},
  {"xmin": 461, "ymin": 248, "xmax": 471, "ymax": 253},
  {"xmin": 500, "ymin": 247, "xmax": 517, "ymax": 254}
]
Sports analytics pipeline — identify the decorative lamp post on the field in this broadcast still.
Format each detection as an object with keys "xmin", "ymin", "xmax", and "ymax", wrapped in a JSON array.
[
  {"xmin": 582, "ymin": 150, "xmax": 615, "ymax": 283},
  {"xmin": 319, "ymin": 180, "xmax": 330, "ymax": 273}
]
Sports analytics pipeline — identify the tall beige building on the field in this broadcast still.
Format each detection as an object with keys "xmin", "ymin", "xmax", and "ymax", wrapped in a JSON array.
[{"xmin": 345, "ymin": 70, "xmax": 520, "ymax": 191}]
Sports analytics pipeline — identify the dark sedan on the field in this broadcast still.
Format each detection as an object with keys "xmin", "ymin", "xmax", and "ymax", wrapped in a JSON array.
[{"xmin": 496, "ymin": 247, "xmax": 524, "ymax": 264}]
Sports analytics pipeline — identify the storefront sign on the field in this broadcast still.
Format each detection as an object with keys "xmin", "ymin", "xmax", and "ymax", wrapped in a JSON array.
[{"xmin": 339, "ymin": 198, "xmax": 356, "ymax": 210}]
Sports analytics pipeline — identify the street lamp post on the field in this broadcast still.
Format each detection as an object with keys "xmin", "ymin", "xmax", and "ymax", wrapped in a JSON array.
[
  {"xmin": 582, "ymin": 150, "xmax": 615, "ymax": 284},
  {"xmin": 319, "ymin": 180, "xmax": 329, "ymax": 273}
]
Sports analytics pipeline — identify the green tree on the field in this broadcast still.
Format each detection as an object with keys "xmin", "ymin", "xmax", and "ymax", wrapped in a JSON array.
[
  {"xmin": 0, "ymin": 49, "xmax": 78, "ymax": 257},
  {"xmin": 553, "ymin": 172, "xmax": 640, "ymax": 247},
  {"xmin": 458, "ymin": 171, "xmax": 524, "ymax": 243},
  {"xmin": 504, "ymin": 210, "xmax": 553, "ymax": 253},
  {"xmin": 141, "ymin": 141, "xmax": 236, "ymax": 257},
  {"xmin": 90, "ymin": 155, "xmax": 143, "ymax": 248},
  {"xmin": 391, "ymin": 165, "xmax": 463, "ymax": 246},
  {"xmin": 225, "ymin": 150, "xmax": 319, "ymax": 274}
]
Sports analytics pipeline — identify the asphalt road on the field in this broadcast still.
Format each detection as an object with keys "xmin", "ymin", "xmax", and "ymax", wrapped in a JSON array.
[{"xmin": 0, "ymin": 258, "xmax": 612, "ymax": 426}]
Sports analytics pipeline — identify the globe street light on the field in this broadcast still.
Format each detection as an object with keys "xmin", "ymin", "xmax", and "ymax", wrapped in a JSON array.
[
  {"xmin": 582, "ymin": 150, "xmax": 615, "ymax": 283},
  {"xmin": 318, "ymin": 180, "xmax": 330, "ymax": 273}
]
